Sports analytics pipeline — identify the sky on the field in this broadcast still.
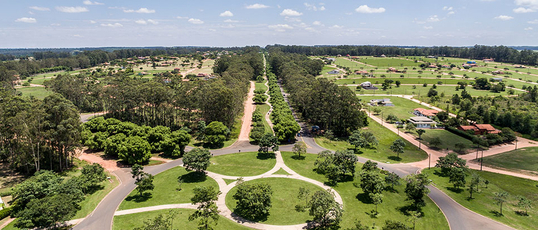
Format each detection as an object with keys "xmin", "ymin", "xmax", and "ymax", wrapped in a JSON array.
[{"xmin": 1, "ymin": 0, "xmax": 538, "ymax": 48}]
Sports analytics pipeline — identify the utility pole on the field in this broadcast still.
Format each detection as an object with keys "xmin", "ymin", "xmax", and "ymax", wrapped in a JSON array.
[
  {"xmin": 428, "ymin": 153, "xmax": 431, "ymax": 169},
  {"xmin": 515, "ymin": 138, "xmax": 518, "ymax": 150}
]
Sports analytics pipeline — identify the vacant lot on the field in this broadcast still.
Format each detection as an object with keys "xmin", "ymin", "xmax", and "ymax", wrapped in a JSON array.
[
  {"xmin": 477, "ymin": 147, "xmax": 538, "ymax": 175},
  {"xmin": 415, "ymin": 129, "xmax": 475, "ymax": 152}
]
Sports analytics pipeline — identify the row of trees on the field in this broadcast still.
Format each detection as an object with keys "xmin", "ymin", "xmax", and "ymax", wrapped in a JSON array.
[
  {"xmin": 268, "ymin": 49, "xmax": 368, "ymax": 137},
  {"xmin": 268, "ymin": 45, "xmax": 538, "ymax": 66},
  {"xmin": 266, "ymin": 69, "xmax": 301, "ymax": 142}
]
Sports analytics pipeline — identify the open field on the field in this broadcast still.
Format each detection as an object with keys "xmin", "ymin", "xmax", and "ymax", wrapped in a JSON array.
[
  {"xmin": 337, "ymin": 77, "xmax": 473, "ymax": 85},
  {"xmin": 350, "ymin": 85, "xmax": 523, "ymax": 97},
  {"xmin": 207, "ymin": 152, "xmax": 276, "ymax": 176},
  {"xmin": 282, "ymin": 152, "xmax": 449, "ymax": 229},
  {"xmin": 358, "ymin": 96, "xmax": 431, "ymax": 120},
  {"xmin": 415, "ymin": 129, "xmax": 475, "ymax": 153},
  {"xmin": 477, "ymin": 147, "xmax": 538, "ymax": 175},
  {"xmin": 118, "ymin": 166, "xmax": 218, "ymax": 211},
  {"xmin": 315, "ymin": 117, "xmax": 428, "ymax": 163},
  {"xmin": 113, "ymin": 209, "xmax": 251, "ymax": 230},
  {"xmin": 225, "ymin": 178, "xmax": 324, "ymax": 225},
  {"xmin": 16, "ymin": 86, "xmax": 53, "ymax": 99},
  {"xmin": 423, "ymin": 168, "xmax": 538, "ymax": 230},
  {"xmin": 354, "ymin": 57, "xmax": 421, "ymax": 67}
]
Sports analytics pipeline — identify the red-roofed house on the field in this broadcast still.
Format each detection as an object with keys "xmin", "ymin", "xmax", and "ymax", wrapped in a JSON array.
[
  {"xmin": 413, "ymin": 108, "xmax": 439, "ymax": 118},
  {"xmin": 457, "ymin": 124, "xmax": 501, "ymax": 135},
  {"xmin": 458, "ymin": 125, "xmax": 480, "ymax": 135}
]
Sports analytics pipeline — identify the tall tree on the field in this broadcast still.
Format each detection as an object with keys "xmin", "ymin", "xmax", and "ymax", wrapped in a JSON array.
[{"xmin": 189, "ymin": 186, "xmax": 221, "ymax": 230}]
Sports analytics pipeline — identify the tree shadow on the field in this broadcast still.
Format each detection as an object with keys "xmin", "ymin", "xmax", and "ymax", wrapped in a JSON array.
[
  {"xmin": 515, "ymin": 211, "xmax": 529, "ymax": 216},
  {"xmin": 388, "ymin": 156, "xmax": 402, "ymax": 161},
  {"xmin": 490, "ymin": 210, "xmax": 503, "ymax": 217},
  {"xmin": 398, "ymin": 204, "xmax": 424, "ymax": 216},
  {"xmin": 446, "ymin": 187, "xmax": 464, "ymax": 193},
  {"xmin": 291, "ymin": 155, "xmax": 306, "ymax": 160},
  {"xmin": 257, "ymin": 152, "xmax": 276, "ymax": 160},
  {"xmin": 179, "ymin": 171, "xmax": 207, "ymax": 183},
  {"xmin": 232, "ymin": 209, "xmax": 270, "ymax": 222},
  {"xmin": 125, "ymin": 192, "xmax": 152, "ymax": 203},
  {"xmin": 384, "ymin": 186, "xmax": 399, "ymax": 193},
  {"xmin": 356, "ymin": 192, "xmax": 373, "ymax": 204},
  {"xmin": 85, "ymin": 185, "xmax": 105, "ymax": 195}
]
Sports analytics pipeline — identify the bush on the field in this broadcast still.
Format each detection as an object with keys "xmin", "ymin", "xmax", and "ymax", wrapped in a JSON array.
[
  {"xmin": 0, "ymin": 207, "xmax": 12, "ymax": 219},
  {"xmin": 445, "ymin": 127, "xmax": 489, "ymax": 147}
]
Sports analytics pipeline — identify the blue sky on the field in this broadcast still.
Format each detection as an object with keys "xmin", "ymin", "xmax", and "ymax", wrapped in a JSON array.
[{"xmin": 2, "ymin": 0, "xmax": 538, "ymax": 48}]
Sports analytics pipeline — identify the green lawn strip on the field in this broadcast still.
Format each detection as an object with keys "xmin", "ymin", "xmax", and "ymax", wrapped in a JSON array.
[
  {"xmin": 355, "ymin": 57, "xmax": 421, "ymax": 67},
  {"xmin": 256, "ymin": 103, "xmax": 273, "ymax": 134},
  {"xmin": 113, "ymin": 209, "xmax": 251, "ymax": 230},
  {"xmin": 255, "ymin": 81, "xmax": 268, "ymax": 92},
  {"xmin": 477, "ymin": 147, "xmax": 538, "ymax": 174},
  {"xmin": 118, "ymin": 166, "xmax": 218, "ymax": 210},
  {"xmin": 314, "ymin": 117, "xmax": 427, "ymax": 163},
  {"xmin": 207, "ymin": 152, "xmax": 276, "ymax": 177},
  {"xmin": 337, "ymin": 78, "xmax": 471, "ymax": 85},
  {"xmin": 423, "ymin": 168, "xmax": 538, "ymax": 230},
  {"xmin": 281, "ymin": 152, "xmax": 449, "ymax": 229},
  {"xmin": 357, "ymin": 96, "xmax": 430, "ymax": 120},
  {"xmin": 223, "ymin": 179, "xmax": 236, "ymax": 185},
  {"xmin": 225, "ymin": 178, "xmax": 324, "ymax": 225},
  {"xmin": 414, "ymin": 129, "xmax": 475, "ymax": 153},
  {"xmin": 73, "ymin": 171, "xmax": 120, "ymax": 219},
  {"xmin": 16, "ymin": 87, "xmax": 53, "ymax": 100},
  {"xmin": 350, "ymin": 85, "xmax": 522, "ymax": 96},
  {"xmin": 272, "ymin": 168, "xmax": 290, "ymax": 175}
]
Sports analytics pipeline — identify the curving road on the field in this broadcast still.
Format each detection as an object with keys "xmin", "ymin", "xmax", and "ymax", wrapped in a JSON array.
[{"xmin": 74, "ymin": 55, "xmax": 515, "ymax": 230}]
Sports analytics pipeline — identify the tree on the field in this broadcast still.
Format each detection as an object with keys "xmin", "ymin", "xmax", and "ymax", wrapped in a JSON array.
[
  {"xmin": 390, "ymin": 139, "xmax": 406, "ymax": 159},
  {"xmin": 386, "ymin": 114, "xmax": 399, "ymax": 123},
  {"xmin": 436, "ymin": 111, "xmax": 449, "ymax": 122},
  {"xmin": 118, "ymin": 136, "xmax": 152, "ymax": 165},
  {"xmin": 407, "ymin": 211, "xmax": 421, "ymax": 230},
  {"xmin": 516, "ymin": 196, "xmax": 532, "ymax": 216},
  {"xmin": 273, "ymin": 118, "xmax": 300, "ymax": 142},
  {"xmin": 308, "ymin": 189, "xmax": 343, "ymax": 228},
  {"xmin": 373, "ymin": 107, "xmax": 382, "ymax": 115},
  {"xmin": 347, "ymin": 221, "xmax": 370, "ymax": 230},
  {"xmin": 183, "ymin": 148, "xmax": 212, "ymax": 173},
  {"xmin": 382, "ymin": 220, "xmax": 410, "ymax": 230},
  {"xmin": 233, "ymin": 183, "xmax": 273, "ymax": 220},
  {"xmin": 258, "ymin": 133, "xmax": 279, "ymax": 156},
  {"xmin": 104, "ymin": 133, "xmax": 126, "ymax": 158},
  {"xmin": 131, "ymin": 164, "xmax": 144, "ymax": 181},
  {"xmin": 134, "ymin": 210, "xmax": 176, "ymax": 230},
  {"xmin": 161, "ymin": 130, "xmax": 192, "ymax": 157},
  {"xmin": 348, "ymin": 130, "xmax": 378, "ymax": 153},
  {"xmin": 253, "ymin": 94, "xmax": 268, "ymax": 104},
  {"xmin": 297, "ymin": 187, "xmax": 311, "ymax": 210},
  {"xmin": 448, "ymin": 167, "xmax": 466, "ymax": 189},
  {"xmin": 315, "ymin": 150, "xmax": 358, "ymax": 184},
  {"xmin": 454, "ymin": 143, "xmax": 466, "ymax": 153},
  {"xmin": 416, "ymin": 129, "xmax": 425, "ymax": 139},
  {"xmin": 292, "ymin": 142, "xmax": 307, "ymax": 159},
  {"xmin": 427, "ymin": 88, "xmax": 438, "ymax": 97},
  {"xmin": 429, "ymin": 137, "xmax": 442, "ymax": 149},
  {"xmin": 359, "ymin": 171, "xmax": 385, "ymax": 195},
  {"xmin": 493, "ymin": 191, "xmax": 509, "ymax": 215},
  {"xmin": 135, "ymin": 173, "xmax": 155, "ymax": 196},
  {"xmin": 370, "ymin": 193, "xmax": 383, "ymax": 215},
  {"xmin": 204, "ymin": 121, "xmax": 229, "ymax": 147},
  {"xmin": 78, "ymin": 163, "xmax": 107, "ymax": 193},
  {"xmin": 405, "ymin": 123, "xmax": 416, "ymax": 133},
  {"xmin": 468, "ymin": 173, "xmax": 481, "ymax": 199},
  {"xmin": 14, "ymin": 194, "xmax": 80, "ymax": 229},
  {"xmin": 385, "ymin": 172, "xmax": 401, "ymax": 190},
  {"xmin": 395, "ymin": 80, "xmax": 401, "ymax": 87},
  {"xmin": 189, "ymin": 186, "xmax": 221, "ymax": 230},
  {"xmin": 405, "ymin": 173, "xmax": 431, "ymax": 208},
  {"xmin": 435, "ymin": 152, "xmax": 467, "ymax": 175},
  {"xmin": 362, "ymin": 160, "xmax": 378, "ymax": 172}
]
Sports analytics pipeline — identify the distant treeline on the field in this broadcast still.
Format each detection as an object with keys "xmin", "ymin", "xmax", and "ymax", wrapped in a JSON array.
[{"xmin": 266, "ymin": 45, "xmax": 538, "ymax": 66}]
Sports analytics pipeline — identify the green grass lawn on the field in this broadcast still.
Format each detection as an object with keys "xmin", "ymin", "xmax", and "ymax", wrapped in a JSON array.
[
  {"xmin": 415, "ymin": 129, "xmax": 475, "ymax": 153},
  {"xmin": 118, "ymin": 166, "xmax": 218, "ymax": 210},
  {"xmin": 337, "ymin": 77, "xmax": 472, "ymax": 85},
  {"xmin": 282, "ymin": 152, "xmax": 449, "ymax": 229},
  {"xmin": 207, "ymin": 152, "xmax": 276, "ymax": 176},
  {"xmin": 358, "ymin": 57, "xmax": 421, "ymax": 67},
  {"xmin": 423, "ymin": 168, "xmax": 538, "ymax": 230},
  {"xmin": 477, "ymin": 147, "xmax": 538, "ymax": 175},
  {"xmin": 113, "ymin": 209, "xmax": 251, "ymax": 230},
  {"xmin": 358, "ymin": 96, "xmax": 430, "ymax": 120},
  {"xmin": 256, "ymin": 103, "xmax": 273, "ymax": 134},
  {"xmin": 225, "ymin": 177, "xmax": 324, "ymax": 225},
  {"xmin": 255, "ymin": 81, "xmax": 268, "ymax": 92},
  {"xmin": 315, "ymin": 118, "xmax": 427, "ymax": 163},
  {"xmin": 351, "ymin": 85, "xmax": 522, "ymax": 97},
  {"xmin": 16, "ymin": 87, "xmax": 53, "ymax": 100}
]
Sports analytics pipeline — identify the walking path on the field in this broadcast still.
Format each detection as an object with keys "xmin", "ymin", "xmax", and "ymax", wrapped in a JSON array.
[{"xmin": 238, "ymin": 81, "xmax": 256, "ymax": 141}]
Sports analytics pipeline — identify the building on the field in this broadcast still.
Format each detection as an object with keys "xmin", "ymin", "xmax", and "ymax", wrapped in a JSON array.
[
  {"xmin": 355, "ymin": 70, "xmax": 369, "ymax": 75},
  {"xmin": 483, "ymin": 58, "xmax": 494, "ymax": 62},
  {"xmin": 408, "ymin": 116, "xmax": 437, "ymax": 128},
  {"xmin": 428, "ymin": 64, "xmax": 437, "ymax": 68},
  {"xmin": 457, "ymin": 124, "xmax": 501, "ymax": 135},
  {"xmin": 466, "ymin": 61, "xmax": 477, "ymax": 64},
  {"xmin": 413, "ymin": 108, "xmax": 439, "ymax": 118},
  {"xmin": 327, "ymin": 70, "xmax": 340, "ymax": 74},
  {"xmin": 361, "ymin": 82, "xmax": 378, "ymax": 90},
  {"xmin": 491, "ymin": 78, "xmax": 503, "ymax": 82},
  {"xmin": 0, "ymin": 196, "xmax": 3, "ymax": 210},
  {"xmin": 369, "ymin": 98, "xmax": 394, "ymax": 106},
  {"xmin": 327, "ymin": 58, "xmax": 336, "ymax": 62}
]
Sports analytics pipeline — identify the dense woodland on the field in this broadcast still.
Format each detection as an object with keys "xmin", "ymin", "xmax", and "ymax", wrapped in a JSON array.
[
  {"xmin": 268, "ymin": 48, "xmax": 368, "ymax": 136},
  {"xmin": 268, "ymin": 45, "xmax": 538, "ymax": 66}
]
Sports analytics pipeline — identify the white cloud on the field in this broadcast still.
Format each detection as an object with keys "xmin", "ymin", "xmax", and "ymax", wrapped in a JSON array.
[
  {"xmin": 424, "ymin": 26, "xmax": 433, "ymax": 29},
  {"xmin": 15, "ymin": 17, "xmax": 37, "ymax": 23},
  {"xmin": 448, "ymin": 11, "xmax": 455, "ymax": 15},
  {"xmin": 495, "ymin": 15, "xmax": 514, "ymax": 20},
  {"xmin": 83, "ymin": 0, "xmax": 104, "ymax": 5},
  {"xmin": 51, "ymin": 23, "xmax": 61, "ymax": 26},
  {"xmin": 73, "ymin": 34, "xmax": 83, "ymax": 38},
  {"xmin": 188, "ymin": 18, "xmax": 204, "ymax": 24},
  {"xmin": 124, "ymin": 8, "xmax": 155, "ymax": 13},
  {"xmin": 514, "ymin": 7, "xmax": 536, "ymax": 13},
  {"xmin": 89, "ymin": 20, "xmax": 97, "ymax": 24},
  {"xmin": 56, "ymin": 6, "xmax": 89, "ymax": 13},
  {"xmin": 29, "ymin": 6, "xmax": 50, "ymax": 11},
  {"xmin": 355, "ymin": 5, "xmax": 385, "ymax": 13},
  {"xmin": 176, "ymin": 16, "xmax": 188, "ymax": 19},
  {"xmin": 135, "ymin": 19, "xmax": 158, "ymax": 25},
  {"xmin": 280, "ymin": 9, "xmax": 303, "ymax": 16},
  {"xmin": 443, "ymin": 6, "xmax": 453, "ymax": 11},
  {"xmin": 268, "ymin": 24, "xmax": 293, "ymax": 32},
  {"xmin": 304, "ymin": 3, "xmax": 326, "ymax": 11},
  {"xmin": 331, "ymin": 24, "xmax": 343, "ymax": 29},
  {"xmin": 224, "ymin": 19, "xmax": 239, "ymax": 23},
  {"xmin": 101, "ymin": 23, "xmax": 123, "ymax": 27},
  {"xmin": 427, "ymin": 15, "xmax": 440, "ymax": 22},
  {"xmin": 220, "ymin": 11, "xmax": 233, "ymax": 17},
  {"xmin": 525, "ymin": 26, "xmax": 533, "ymax": 30},
  {"xmin": 285, "ymin": 17, "xmax": 302, "ymax": 22},
  {"xmin": 313, "ymin": 21, "xmax": 322, "ymax": 26},
  {"xmin": 305, "ymin": 27, "xmax": 319, "ymax": 33},
  {"xmin": 246, "ymin": 3, "xmax": 270, "ymax": 9},
  {"xmin": 528, "ymin": 19, "xmax": 538, "ymax": 24}
]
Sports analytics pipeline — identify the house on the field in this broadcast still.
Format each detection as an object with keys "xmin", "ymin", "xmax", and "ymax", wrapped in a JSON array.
[
  {"xmin": 327, "ymin": 58, "xmax": 336, "ymax": 62},
  {"xmin": 442, "ymin": 65, "xmax": 450, "ymax": 68},
  {"xmin": 0, "ymin": 196, "xmax": 3, "ymax": 210},
  {"xmin": 492, "ymin": 70, "xmax": 504, "ymax": 75},
  {"xmin": 483, "ymin": 58, "xmax": 494, "ymax": 62},
  {"xmin": 428, "ymin": 64, "xmax": 437, "ymax": 68},
  {"xmin": 380, "ymin": 54, "xmax": 386, "ymax": 58},
  {"xmin": 413, "ymin": 108, "xmax": 439, "ymax": 118},
  {"xmin": 466, "ymin": 61, "xmax": 477, "ymax": 64},
  {"xmin": 327, "ymin": 70, "xmax": 340, "ymax": 74},
  {"xmin": 457, "ymin": 124, "xmax": 501, "ymax": 135},
  {"xmin": 427, "ymin": 56, "xmax": 436, "ymax": 59},
  {"xmin": 491, "ymin": 78, "xmax": 503, "ymax": 82},
  {"xmin": 355, "ymin": 70, "xmax": 369, "ymax": 75},
  {"xmin": 361, "ymin": 82, "xmax": 378, "ymax": 90},
  {"xmin": 408, "ymin": 116, "xmax": 437, "ymax": 128},
  {"xmin": 369, "ymin": 98, "xmax": 394, "ymax": 106},
  {"xmin": 515, "ymin": 65, "xmax": 526, "ymax": 68},
  {"xmin": 197, "ymin": 73, "xmax": 208, "ymax": 77}
]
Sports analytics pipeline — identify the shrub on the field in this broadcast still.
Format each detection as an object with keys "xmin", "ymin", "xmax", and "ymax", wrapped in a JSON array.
[{"xmin": 0, "ymin": 207, "xmax": 12, "ymax": 219}]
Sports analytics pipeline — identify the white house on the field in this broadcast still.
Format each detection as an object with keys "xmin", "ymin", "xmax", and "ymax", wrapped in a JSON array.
[
  {"xmin": 0, "ymin": 196, "xmax": 4, "ymax": 210},
  {"xmin": 408, "ymin": 116, "xmax": 437, "ymax": 128},
  {"xmin": 327, "ymin": 70, "xmax": 340, "ymax": 74},
  {"xmin": 361, "ymin": 82, "xmax": 372, "ymax": 87}
]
